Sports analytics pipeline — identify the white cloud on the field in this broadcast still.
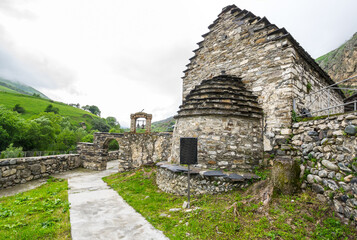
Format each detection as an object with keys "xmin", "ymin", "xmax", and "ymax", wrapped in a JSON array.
[{"xmin": 0, "ymin": 0, "xmax": 356, "ymax": 127}]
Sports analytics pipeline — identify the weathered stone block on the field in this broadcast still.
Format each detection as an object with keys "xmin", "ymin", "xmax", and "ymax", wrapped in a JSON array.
[
  {"xmin": 272, "ymin": 157, "xmax": 300, "ymax": 195},
  {"xmin": 344, "ymin": 125, "xmax": 357, "ymax": 135},
  {"xmin": 3, "ymin": 169, "xmax": 16, "ymax": 177},
  {"xmin": 321, "ymin": 160, "xmax": 339, "ymax": 171}
]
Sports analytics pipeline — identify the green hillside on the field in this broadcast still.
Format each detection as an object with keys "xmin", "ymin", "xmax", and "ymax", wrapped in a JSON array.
[
  {"xmin": 0, "ymin": 91, "xmax": 98, "ymax": 127},
  {"xmin": 316, "ymin": 32, "xmax": 357, "ymax": 84},
  {"xmin": 151, "ymin": 116, "xmax": 175, "ymax": 132},
  {"xmin": 0, "ymin": 85, "xmax": 18, "ymax": 94},
  {"xmin": 0, "ymin": 77, "xmax": 49, "ymax": 99}
]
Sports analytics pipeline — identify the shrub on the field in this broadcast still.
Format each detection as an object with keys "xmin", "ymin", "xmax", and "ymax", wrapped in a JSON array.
[
  {"xmin": 44, "ymin": 104, "xmax": 59, "ymax": 114},
  {"xmin": 1, "ymin": 143, "xmax": 24, "ymax": 158},
  {"xmin": 12, "ymin": 104, "xmax": 25, "ymax": 114},
  {"xmin": 81, "ymin": 134, "xmax": 94, "ymax": 143}
]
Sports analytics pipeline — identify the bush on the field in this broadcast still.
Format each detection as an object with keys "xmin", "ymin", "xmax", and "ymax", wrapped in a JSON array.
[
  {"xmin": 107, "ymin": 139, "xmax": 119, "ymax": 151},
  {"xmin": 91, "ymin": 118, "xmax": 110, "ymax": 132},
  {"xmin": 44, "ymin": 104, "xmax": 59, "ymax": 114},
  {"xmin": 13, "ymin": 104, "xmax": 25, "ymax": 114},
  {"xmin": 81, "ymin": 134, "xmax": 94, "ymax": 143},
  {"xmin": 1, "ymin": 143, "xmax": 24, "ymax": 158}
]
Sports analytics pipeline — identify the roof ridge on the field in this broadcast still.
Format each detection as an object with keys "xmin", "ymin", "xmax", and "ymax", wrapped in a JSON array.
[
  {"xmin": 182, "ymin": 5, "xmax": 343, "ymax": 101},
  {"xmin": 267, "ymin": 33, "xmax": 345, "ymax": 99}
]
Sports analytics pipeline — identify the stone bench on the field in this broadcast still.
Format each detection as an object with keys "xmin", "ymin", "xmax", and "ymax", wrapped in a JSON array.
[{"xmin": 156, "ymin": 161, "xmax": 260, "ymax": 195}]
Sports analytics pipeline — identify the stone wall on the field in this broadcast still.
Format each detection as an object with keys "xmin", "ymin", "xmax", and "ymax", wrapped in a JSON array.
[
  {"xmin": 77, "ymin": 142, "xmax": 106, "ymax": 170},
  {"xmin": 290, "ymin": 112, "xmax": 357, "ymax": 222},
  {"xmin": 182, "ymin": 5, "xmax": 344, "ymax": 152},
  {"xmin": 170, "ymin": 116, "xmax": 262, "ymax": 171},
  {"xmin": 116, "ymin": 133, "xmax": 172, "ymax": 168},
  {"xmin": 0, "ymin": 154, "xmax": 81, "ymax": 189},
  {"xmin": 108, "ymin": 151, "xmax": 119, "ymax": 161},
  {"xmin": 156, "ymin": 162, "xmax": 259, "ymax": 195},
  {"xmin": 292, "ymin": 57, "xmax": 344, "ymax": 117},
  {"xmin": 80, "ymin": 132, "xmax": 173, "ymax": 171}
]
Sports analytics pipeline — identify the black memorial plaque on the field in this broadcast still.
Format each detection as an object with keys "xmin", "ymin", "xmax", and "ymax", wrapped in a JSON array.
[{"xmin": 180, "ymin": 137, "xmax": 198, "ymax": 165}]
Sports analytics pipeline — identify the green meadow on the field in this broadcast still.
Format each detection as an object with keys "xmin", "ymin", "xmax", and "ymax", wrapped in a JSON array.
[{"xmin": 0, "ymin": 91, "xmax": 97, "ymax": 126}]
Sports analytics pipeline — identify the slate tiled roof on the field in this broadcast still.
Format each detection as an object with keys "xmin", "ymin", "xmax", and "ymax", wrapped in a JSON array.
[
  {"xmin": 176, "ymin": 75, "xmax": 262, "ymax": 119},
  {"xmin": 183, "ymin": 4, "xmax": 345, "ymax": 99}
]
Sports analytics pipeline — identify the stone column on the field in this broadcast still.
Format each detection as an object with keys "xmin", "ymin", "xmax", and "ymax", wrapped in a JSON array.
[
  {"xmin": 146, "ymin": 114, "xmax": 152, "ymax": 133},
  {"xmin": 130, "ymin": 114, "xmax": 136, "ymax": 133}
]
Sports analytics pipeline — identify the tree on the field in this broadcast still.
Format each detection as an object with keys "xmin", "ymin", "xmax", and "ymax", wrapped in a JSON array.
[
  {"xmin": 0, "ymin": 106, "xmax": 22, "ymax": 150},
  {"xmin": 0, "ymin": 126, "xmax": 10, "ymax": 151},
  {"xmin": 44, "ymin": 104, "xmax": 59, "ymax": 114},
  {"xmin": 56, "ymin": 128, "xmax": 76, "ymax": 151},
  {"xmin": 106, "ymin": 116, "xmax": 120, "ymax": 128},
  {"xmin": 69, "ymin": 103, "xmax": 80, "ymax": 108},
  {"xmin": 13, "ymin": 104, "xmax": 25, "ymax": 114},
  {"xmin": 91, "ymin": 118, "xmax": 110, "ymax": 132},
  {"xmin": 82, "ymin": 105, "xmax": 101, "ymax": 116}
]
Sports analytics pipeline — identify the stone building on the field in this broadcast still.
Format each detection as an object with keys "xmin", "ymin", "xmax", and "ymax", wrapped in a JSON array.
[
  {"xmin": 180, "ymin": 5, "xmax": 344, "ymax": 152},
  {"xmin": 170, "ymin": 75, "xmax": 263, "ymax": 171}
]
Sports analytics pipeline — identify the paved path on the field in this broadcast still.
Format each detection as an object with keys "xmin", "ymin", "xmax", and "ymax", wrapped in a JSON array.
[
  {"xmin": 68, "ymin": 160, "xmax": 168, "ymax": 240},
  {"xmin": 0, "ymin": 160, "xmax": 169, "ymax": 240}
]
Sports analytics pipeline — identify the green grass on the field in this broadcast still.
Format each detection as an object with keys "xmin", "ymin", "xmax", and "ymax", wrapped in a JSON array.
[
  {"xmin": 103, "ymin": 167, "xmax": 357, "ymax": 240},
  {"xmin": 0, "ymin": 177, "xmax": 71, "ymax": 239},
  {"xmin": 0, "ymin": 91, "xmax": 98, "ymax": 126},
  {"xmin": 151, "ymin": 116, "xmax": 175, "ymax": 132},
  {"xmin": 0, "ymin": 85, "xmax": 18, "ymax": 94}
]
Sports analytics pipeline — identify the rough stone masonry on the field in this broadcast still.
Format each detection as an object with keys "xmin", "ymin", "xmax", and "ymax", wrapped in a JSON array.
[
  {"xmin": 291, "ymin": 112, "xmax": 357, "ymax": 222},
  {"xmin": 181, "ymin": 5, "xmax": 344, "ymax": 152},
  {"xmin": 170, "ymin": 75, "xmax": 263, "ymax": 172}
]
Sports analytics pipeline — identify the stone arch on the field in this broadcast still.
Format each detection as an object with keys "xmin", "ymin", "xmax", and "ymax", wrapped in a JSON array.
[
  {"xmin": 102, "ymin": 138, "xmax": 120, "ymax": 161},
  {"xmin": 102, "ymin": 137, "xmax": 120, "ymax": 149},
  {"xmin": 91, "ymin": 132, "xmax": 125, "ymax": 170},
  {"xmin": 130, "ymin": 112, "xmax": 152, "ymax": 133}
]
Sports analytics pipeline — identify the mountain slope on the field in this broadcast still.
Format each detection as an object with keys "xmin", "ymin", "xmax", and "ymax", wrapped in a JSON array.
[
  {"xmin": 316, "ymin": 32, "xmax": 357, "ymax": 83},
  {"xmin": 0, "ymin": 77, "xmax": 49, "ymax": 99},
  {"xmin": 0, "ymin": 91, "xmax": 98, "ymax": 127},
  {"xmin": 151, "ymin": 116, "xmax": 175, "ymax": 132}
]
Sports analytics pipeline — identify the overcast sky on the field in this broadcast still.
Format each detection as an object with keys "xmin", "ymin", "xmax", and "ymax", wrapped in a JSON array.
[{"xmin": 0, "ymin": 0, "xmax": 356, "ymax": 127}]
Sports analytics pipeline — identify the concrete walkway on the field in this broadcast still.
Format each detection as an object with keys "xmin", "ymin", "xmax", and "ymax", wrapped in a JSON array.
[
  {"xmin": 0, "ymin": 160, "xmax": 169, "ymax": 240},
  {"xmin": 68, "ymin": 160, "xmax": 168, "ymax": 240}
]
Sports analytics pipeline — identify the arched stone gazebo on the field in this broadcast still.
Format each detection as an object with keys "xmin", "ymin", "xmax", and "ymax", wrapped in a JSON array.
[{"xmin": 130, "ymin": 112, "xmax": 152, "ymax": 133}]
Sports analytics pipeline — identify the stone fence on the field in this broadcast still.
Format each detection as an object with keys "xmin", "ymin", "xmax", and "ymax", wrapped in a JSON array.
[
  {"xmin": 0, "ymin": 154, "xmax": 81, "ymax": 189},
  {"xmin": 290, "ymin": 112, "xmax": 357, "ymax": 222},
  {"xmin": 0, "ymin": 132, "xmax": 173, "ymax": 190}
]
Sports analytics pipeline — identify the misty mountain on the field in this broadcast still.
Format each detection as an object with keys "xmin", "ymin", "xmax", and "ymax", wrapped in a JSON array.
[
  {"xmin": 0, "ymin": 77, "xmax": 49, "ymax": 99},
  {"xmin": 316, "ymin": 32, "xmax": 357, "ymax": 84}
]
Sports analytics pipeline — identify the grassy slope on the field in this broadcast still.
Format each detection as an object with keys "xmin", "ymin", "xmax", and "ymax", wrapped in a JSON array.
[
  {"xmin": 0, "ymin": 177, "xmax": 71, "ymax": 239},
  {"xmin": 151, "ymin": 116, "xmax": 175, "ymax": 132},
  {"xmin": 0, "ymin": 91, "xmax": 98, "ymax": 127},
  {"xmin": 316, "ymin": 32, "xmax": 357, "ymax": 74},
  {"xmin": 0, "ymin": 85, "xmax": 18, "ymax": 94},
  {"xmin": 104, "ymin": 167, "xmax": 357, "ymax": 240},
  {"xmin": 0, "ymin": 77, "xmax": 48, "ymax": 99}
]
